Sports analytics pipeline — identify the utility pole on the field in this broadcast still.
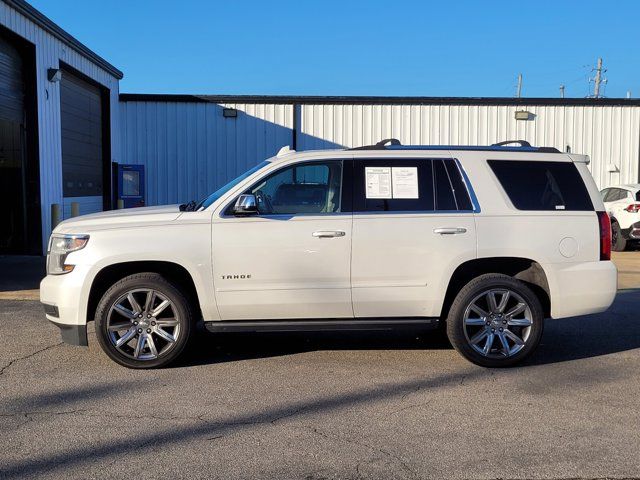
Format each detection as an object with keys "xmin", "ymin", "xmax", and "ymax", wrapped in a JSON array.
[
  {"xmin": 516, "ymin": 73, "xmax": 523, "ymax": 98},
  {"xmin": 590, "ymin": 57, "xmax": 607, "ymax": 98},
  {"xmin": 560, "ymin": 85, "xmax": 565, "ymax": 98}
]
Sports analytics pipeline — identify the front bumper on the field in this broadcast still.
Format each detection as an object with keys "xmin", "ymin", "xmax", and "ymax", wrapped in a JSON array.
[
  {"xmin": 40, "ymin": 264, "xmax": 92, "ymax": 346},
  {"xmin": 47, "ymin": 318, "xmax": 88, "ymax": 346},
  {"xmin": 545, "ymin": 260, "xmax": 618, "ymax": 319}
]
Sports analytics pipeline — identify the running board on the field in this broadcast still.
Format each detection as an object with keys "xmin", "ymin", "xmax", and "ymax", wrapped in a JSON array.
[{"xmin": 203, "ymin": 318, "xmax": 438, "ymax": 333}]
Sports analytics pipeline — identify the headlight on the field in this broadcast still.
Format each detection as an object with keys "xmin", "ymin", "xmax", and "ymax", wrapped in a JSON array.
[{"xmin": 46, "ymin": 234, "xmax": 89, "ymax": 275}]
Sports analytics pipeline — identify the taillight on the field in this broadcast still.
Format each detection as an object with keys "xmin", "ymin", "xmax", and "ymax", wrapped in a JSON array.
[
  {"xmin": 597, "ymin": 211, "xmax": 611, "ymax": 261},
  {"xmin": 625, "ymin": 204, "xmax": 640, "ymax": 213}
]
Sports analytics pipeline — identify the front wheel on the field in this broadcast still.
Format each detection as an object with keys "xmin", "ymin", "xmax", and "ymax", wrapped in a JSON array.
[
  {"xmin": 446, "ymin": 274, "xmax": 544, "ymax": 367},
  {"xmin": 95, "ymin": 273, "xmax": 193, "ymax": 369}
]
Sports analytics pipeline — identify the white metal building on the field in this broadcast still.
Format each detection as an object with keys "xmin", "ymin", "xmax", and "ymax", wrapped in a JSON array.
[
  {"xmin": 120, "ymin": 94, "xmax": 640, "ymax": 207},
  {"xmin": 0, "ymin": 0, "xmax": 121, "ymax": 254},
  {"xmin": 3, "ymin": 0, "xmax": 640, "ymax": 256}
]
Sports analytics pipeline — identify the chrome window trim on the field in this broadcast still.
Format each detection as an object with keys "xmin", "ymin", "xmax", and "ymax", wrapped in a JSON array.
[{"xmin": 453, "ymin": 157, "xmax": 481, "ymax": 213}]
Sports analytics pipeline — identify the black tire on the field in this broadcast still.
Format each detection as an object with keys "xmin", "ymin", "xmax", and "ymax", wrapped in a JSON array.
[
  {"xmin": 611, "ymin": 221, "xmax": 627, "ymax": 252},
  {"xmin": 95, "ymin": 272, "xmax": 193, "ymax": 369},
  {"xmin": 446, "ymin": 274, "xmax": 544, "ymax": 368}
]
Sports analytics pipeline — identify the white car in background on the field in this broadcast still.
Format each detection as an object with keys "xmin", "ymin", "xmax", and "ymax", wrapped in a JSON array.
[{"xmin": 600, "ymin": 184, "xmax": 640, "ymax": 251}]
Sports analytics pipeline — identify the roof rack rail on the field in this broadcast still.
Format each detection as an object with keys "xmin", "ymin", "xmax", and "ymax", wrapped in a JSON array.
[
  {"xmin": 349, "ymin": 139, "xmax": 560, "ymax": 153},
  {"xmin": 351, "ymin": 138, "xmax": 401, "ymax": 150},
  {"xmin": 491, "ymin": 140, "xmax": 531, "ymax": 147}
]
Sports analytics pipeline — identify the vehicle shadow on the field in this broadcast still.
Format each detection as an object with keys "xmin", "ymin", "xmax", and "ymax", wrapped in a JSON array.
[
  {"xmin": 178, "ymin": 289, "xmax": 640, "ymax": 369},
  {"xmin": 525, "ymin": 288, "xmax": 640, "ymax": 366},
  {"xmin": 179, "ymin": 327, "xmax": 452, "ymax": 368}
]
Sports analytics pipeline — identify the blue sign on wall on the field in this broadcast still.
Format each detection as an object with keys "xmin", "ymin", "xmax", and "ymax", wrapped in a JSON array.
[{"xmin": 116, "ymin": 164, "xmax": 145, "ymax": 208}]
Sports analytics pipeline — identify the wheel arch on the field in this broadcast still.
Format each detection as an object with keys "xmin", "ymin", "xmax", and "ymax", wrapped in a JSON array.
[
  {"xmin": 87, "ymin": 261, "xmax": 202, "ymax": 324},
  {"xmin": 440, "ymin": 257, "xmax": 551, "ymax": 321}
]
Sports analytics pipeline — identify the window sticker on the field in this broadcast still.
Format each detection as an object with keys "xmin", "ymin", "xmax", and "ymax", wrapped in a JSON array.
[
  {"xmin": 365, "ymin": 167, "xmax": 392, "ymax": 199},
  {"xmin": 391, "ymin": 167, "xmax": 419, "ymax": 199}
]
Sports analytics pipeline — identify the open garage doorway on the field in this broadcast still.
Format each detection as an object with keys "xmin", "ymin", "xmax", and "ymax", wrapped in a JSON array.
[{"xmin": 0, "ymin": 29, "xmax": 40, "ymax": 255}]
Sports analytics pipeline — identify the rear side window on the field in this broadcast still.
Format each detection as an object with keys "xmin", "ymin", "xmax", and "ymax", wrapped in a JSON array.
[
  {"xmin": 488, "ymin": 160, "xmax": 593, "ymax": 211},
  {"xmin": 433, "ymin": 159, "xmax": 473, "ymax": 211},
  {"xmin": 354, "ymin": 159, "xmax": 434, "ymax": 212},
  {"xmin": 353, "ymin": 158, "xmax": 473, "ymax": 212}
]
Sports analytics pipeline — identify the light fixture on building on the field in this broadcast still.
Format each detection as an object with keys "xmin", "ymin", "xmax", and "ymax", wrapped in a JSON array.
[
  {"xmin": 47, "ymin": 68, "xmax": 62, "ymax": 82},
  {"xmin": 514, "ymin": 110, "xmax": 533, "ymax": 121},
  {"xmin": 223, "ymin": 108, "xmax": 238, "ymax": 118}
]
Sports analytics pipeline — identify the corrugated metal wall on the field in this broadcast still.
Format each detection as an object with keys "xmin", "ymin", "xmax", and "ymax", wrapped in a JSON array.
[
  {"xmin": 0, "ymin": 2, "xmax": 121, "ymax": 253},
  {"xmin": 298, "ymin": 104, "xmax": 640, "ymax": 189},
  {"xmin": 120, "ymin": 101, "xmax": 293, "ymax": 205},
  {"xmin": 121, "ymin": 100, "xmax": 640, "ymax": 207}
]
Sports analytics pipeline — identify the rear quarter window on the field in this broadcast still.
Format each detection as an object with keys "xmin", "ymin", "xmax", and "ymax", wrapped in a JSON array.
[{"xmin": 488, "ymin": 160, "xmax": 593, "ymax": 211}]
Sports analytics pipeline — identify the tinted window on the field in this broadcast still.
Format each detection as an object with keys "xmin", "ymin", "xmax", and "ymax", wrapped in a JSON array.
[
  {"xmin": 434, "ymin": 160, "xmax": 457, "ymax": 210},
  {"xmin": 618, "ymin": 189, "xmax": 631, "ymax": 201},
  {"xmin": 488, "ymin": 160, "xmax": 593, "ymax": 211},
  {"xmin": 600, "ymin": 188, "xmax": 610, "ymax": 201},
  {"xmin": 605, "ymin": 188, "xmax": 623, "ymax": 202},
  {"xmin": 353, "ymin": 159, "xmax": 473, "ymax": 212},
  {"xmin": 433, "ymin": 159, "xmax": 473, "ymax": 211},
  {"xmin": 604, "ymin": 188, "xmax": 626, "ymax": 202},
  {"xmin": 246, "ymin": 161, "xmax": 343, "ymax": 214},
  {"xmin": 354, "ymin": 159, "xmax": 434, "ymax": 212},
  {"xmin": 446, "ymin": 161, "xmax": 473, "ymax": 210}
]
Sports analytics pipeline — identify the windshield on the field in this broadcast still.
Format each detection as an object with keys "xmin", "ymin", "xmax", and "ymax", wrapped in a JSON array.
[{"xmin": 196, "ymin": 161, "xmax": 269, "ymax": 210}]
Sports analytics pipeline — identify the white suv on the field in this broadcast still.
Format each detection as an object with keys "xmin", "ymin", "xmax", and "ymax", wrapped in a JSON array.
[
  {"xmin": 599, "ymin": 184, "xmax": 640, "ymax": 251},
  {"xmin": 41, "ymin": 140, "xmax": 617, "ymax": 368}
]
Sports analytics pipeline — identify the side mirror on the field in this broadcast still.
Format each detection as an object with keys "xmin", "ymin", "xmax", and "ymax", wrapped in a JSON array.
[{"xmin": 233, "ymin": 194, "xmax": 258, "ymax": 215}]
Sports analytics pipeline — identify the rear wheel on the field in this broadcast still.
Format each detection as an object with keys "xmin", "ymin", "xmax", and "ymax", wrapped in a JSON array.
[
  {"xmin": 611, "ymin": 221, "xmax": 627, "ymax": 252},
  {"xmin": 95, "ymin": 273, "xmax": 193, "ymax": 369},
  {"xmin": 446, "ymin": 274, "xmax": 544, "ymax": 367}
]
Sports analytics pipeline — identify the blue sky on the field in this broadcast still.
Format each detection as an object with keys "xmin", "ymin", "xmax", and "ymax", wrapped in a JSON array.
[{"xmin": 30, "ymin": 0, "xmax": 640, "ymax": 98}]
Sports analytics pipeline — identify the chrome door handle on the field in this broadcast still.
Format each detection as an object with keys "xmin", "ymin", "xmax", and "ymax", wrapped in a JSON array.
[
  {"xmin": 312, "ymin": 230, "xmax": 346, "ymax": 238},
  {"xmin": 433, "ymin": 227, "xmax": 467, "ymax": 235}
]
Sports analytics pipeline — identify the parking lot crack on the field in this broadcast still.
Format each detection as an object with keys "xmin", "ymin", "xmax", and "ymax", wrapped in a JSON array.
[
  {"xmin": 0, "ymin": 341, "xmax": 63, "ymax": 378},
  {"xmin": 304, "ymin": 425, "xmax": 417, "ymax": 478}
]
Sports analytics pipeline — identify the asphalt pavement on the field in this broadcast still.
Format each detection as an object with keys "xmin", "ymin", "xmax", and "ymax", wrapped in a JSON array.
[{"xmin": 1, "ymin": 286, "xmax": 639, "ymax": 479}]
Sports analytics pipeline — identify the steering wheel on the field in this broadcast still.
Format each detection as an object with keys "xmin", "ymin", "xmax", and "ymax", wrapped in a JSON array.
[{"xmin": 255, "ymin": 190, "xmax": 274, "ymax": 214}]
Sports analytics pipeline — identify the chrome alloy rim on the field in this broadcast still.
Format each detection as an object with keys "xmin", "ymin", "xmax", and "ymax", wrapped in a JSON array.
[
  {"xmin": 462, "ymin": 288, "xmax": 533, "ymax": 358},
  {"xmin": 106, "ymin": 289, "xmax": 181, "ymax": 361}
]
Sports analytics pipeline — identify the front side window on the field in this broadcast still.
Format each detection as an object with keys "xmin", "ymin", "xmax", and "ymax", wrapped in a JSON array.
[
  {"xmin": 246, "ymin": 160, "xmax": 343, "ymax": 215},
  {"xmin": 488, "ymin": 160, "xmax": 593, "ymax": 211},
  {"xmin": 198, "ymin": 161, "xmax": 269, "ymax": 210}
]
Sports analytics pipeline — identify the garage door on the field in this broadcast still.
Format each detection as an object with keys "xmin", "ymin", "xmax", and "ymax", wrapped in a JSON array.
[
  {"xmin": 60, "ymin": 69, "xmax": 104, "ymax": 205},
  {"xmin": 0, "ymin": 34, "xmax": 25, "ymax": 252}
]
